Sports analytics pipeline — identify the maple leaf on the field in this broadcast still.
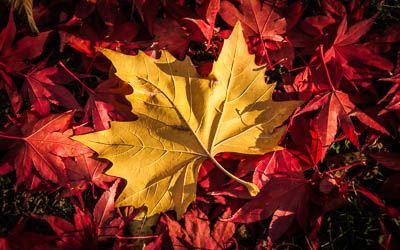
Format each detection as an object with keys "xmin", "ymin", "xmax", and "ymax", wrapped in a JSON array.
[
  {"xmin": 62, "ymin": 154, "xmax": 116, "ymax": 198},
  {"xmin": 163, "ymin": 207, "xmax": 235, "ymax": 249},
  {"xmin": 153, "ymin": 17, "xmax": 191, "ymax": 60},
  {"xmin": 290, "ymin": 5, "xmax": 393, "ymax": 80},
  {"xmin": 323, "ymin": 15, "xmax": 394, "ymax": 75},
  {"xmin": 296, "ymin": 47, "xmax": 388, "ymax": 158},
  {"xmin": 35, "ymin": 180, "xmax": 125, "ymax": 249},
  {"xmin": 287, "ymin": 115, "xmax": 322, "ymax": 168},
  {"xmin": 226, "ymin": 150, "xmax": 310, "ymax": 244},
  {"xmin": 181, "ymin": 0, "xmax": 220, "ymax": 45},
  {"xmin": 73, "ymin": 22, "xmax": 301, "ymax": 217},
  {"xmin": 22, "ymin": 66, "xmax": 81, "ymax": 117},
  {"xmin": 0, "ymin": 218, "xmax": 57, "ymax": 250},
  {"xmin": 290, "ymin": 8, "xmax": 393, "ymax": 93},
  {"xmin": 219, "ymin": 0, "xmax": 299, "ymax": 68},
  {"xmin": 220, "ymin": 0, "xmax": 286, "ymax": 42},
  {"xmin": 82, "ymin": 76, "xmax": 135, "ymax": 131},
  {"xmin": 0, "ymin": 111, "xmax": 91, "ymax": 187},
  {"xmin": 378, "ymin": 74, "xmax": 400, "ymax": 115},
  {"xmin": 59, "ymin": 22, "xmax": 141, "ymax": 59},
  {"xmin": 0, "ymin": 8, "xmax": 49, "ymax": 113}
]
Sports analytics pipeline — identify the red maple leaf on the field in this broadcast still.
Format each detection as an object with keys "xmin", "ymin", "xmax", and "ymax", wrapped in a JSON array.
[
  {"xmin": 153, "ymin": 17, "xmax": 191, "ymax": 59},
  {"xmin": 59, "ymin": 22, "xmax": 141, "ymax": 59},
  {"xmin": 287, "ymin": 115, "xmax": 322, "ymax": 169},
  {"xmin": 296, "ymin": 47, "xmax": 388, "ymax": 158},
  {"xmin": 290, "ymin": 6, "xmax": 393, "ymax": 94},
  {"xmin": 159, "ymin": 207, "xmax": 235, "ymax": 250},
  {"xmin": 0, "ymin": 111, "xmax": 91, "ymax": 188},
  {"xmin": 323, "ymin": 15, "xmax": 394, "ymax": 80},
  {"xmin": 0, "ymin": 218, "xmax": 57, "ymax": 250},
  {"xmin": 35, "ymin": 180, "xmax": 126, "ymax": 249},
  {"xmin": 181, "ymin": 0, "xmax": 220, "ymax": 46},
  {"xmin": 21, "ymin": 65, "xmax": 81, "ymax": 117},
  {"xmin": 378, "ymin": 73, "xmax": 400, "ymax": 115},
  {"xmin": 219, "ymin": 0, "xmax": 301, "ymax": 68},
  {"xmin": 134, "ymin": 0, "xmax": 161, "ymax": 35},
  {"xmin": 62, "ymin": 153, "xmax": 116, "ymax": 198},
  {"xmin": 0, "ymin": 8, "xmax": 49, "ymax": 113},
  {"xmin": 288, "ymin": 2, "xmax": 394, "ymax": 94},
  {"xmin": 226, "ymin": 150, "xmax": 310, "ymax": 244},
  {"xmin": 63, "ymin": 0, "xmax": 120, "ymax": 36},
  {"xmin": 83, "ymin": 76, "xmax": 135, "ymax": 131}
]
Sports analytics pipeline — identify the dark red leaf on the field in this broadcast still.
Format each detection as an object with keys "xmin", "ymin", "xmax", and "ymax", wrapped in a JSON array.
[
  {"xmin": 226, "ymin": 150, "xmax": 310, "ymax": 243},
  {"xmin": 379, "ymin": 173, "xmax": 400, "ymax": 200},
  {"xmin": 0, "ymin": 9, "xmax": 50, "ymax": 112},
  {"xmin": 22, "ymin": 67, "xmax": 81, "ymax": 116},
  {"xmin": 153, "ymin": 18, "xmax": 190, "ymax": 59},
  {"xmin": 219, "ymin": 0, "xmax": 293, "ymax": 67},
  {"xmin": 367, "ymin": 152, "xmax": 400, "ymax": 171},
  {"xmin": 288, "ymin": 115, "xmax": 322, "ymax": 168},
  {"xmin": 0, "ymin": 219, "xmax": 58, "ymax": 250},
  {"xmin": 83, "ymin": 76, "xmax": 134, "ymax": 131},
  {"xmin": 321, "ymin": 0, "xmax": 346, "ymax": 20},
  {"xmin": 63, "ymin": 154, "xmax": 115, "ymax": 197},
  {"xmin": 93, "ymin": 179, "xmax": 123, "ymax": 239},
  {"xmin": 36, "ymin": 180, "xmax": 124, "ymax": 248},
  {"xmin": 181, "ymin": 0, "xmax": 220, "ymax": 44}
]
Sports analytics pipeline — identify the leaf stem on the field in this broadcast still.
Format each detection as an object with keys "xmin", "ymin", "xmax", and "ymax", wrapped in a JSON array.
[
  {"xmin": 135, "ymin": 73, "xmax": 260, "ymax": 197},
  {"xmin": 115, "ymin": 234, "xmax": 159, "ymax": 240},
  {"xmin": 0, "ymin": 132, "xmax": 24, "ymax": 140},
  {"xmin": 58, "ymin": 61, "xmax": 95, "ymax": 94},
  {"xmin": 325, "ymin": 162, "xmax": 366, "ymax": 174},
  {"xmin": 209, "ymin": 155, "xmax": 260, "ymax": 196}
]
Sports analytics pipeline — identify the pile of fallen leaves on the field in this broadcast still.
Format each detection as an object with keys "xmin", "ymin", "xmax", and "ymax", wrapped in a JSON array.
[{"xmin": 0, "ymin": 0, "xmax": 400, "ymax": 249}]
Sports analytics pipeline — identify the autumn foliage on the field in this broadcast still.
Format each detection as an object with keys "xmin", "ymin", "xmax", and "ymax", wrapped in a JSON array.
[{"xmin": 0, "ymin": 0, "xmax": 399, "ymax": 249}]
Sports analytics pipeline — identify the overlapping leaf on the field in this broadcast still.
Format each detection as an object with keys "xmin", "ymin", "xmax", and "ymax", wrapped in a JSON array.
[
  {"xmin": 35, "ymin": 180, "xmax": 124, "ymax": 248},
  {"xmin": 73, "ymin": 22, "xmax": 301, "ymax": 217},
  {"xmin": 226, "ymin": 150, "xmax": 310, "ymax": 243},
  {"xmin": 164, "ymin": 208, "xmax": 235, "ymax": 249},
  {"xmin": 82, "ymin": 76, "xmax": 135, "ymax": 131},
  {"xmin": 219, "ymin": 0, "xmax": 301, "ymax": 67},
  {"xmin": 22, "ymin": 66, "xmax": 80, "ymax": 117},
  {"xmin": 0, "ymin": 111, "xmax": 91, "ymax": 187},
  {"xmin": 0, "ymin": 8, "xmax": 49, "ymax": 112}
]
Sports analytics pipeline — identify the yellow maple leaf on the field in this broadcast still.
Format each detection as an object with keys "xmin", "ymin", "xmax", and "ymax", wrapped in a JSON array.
[{"xmin": 72, "ymin": 22, "xmax": 301, "ymax": 218}]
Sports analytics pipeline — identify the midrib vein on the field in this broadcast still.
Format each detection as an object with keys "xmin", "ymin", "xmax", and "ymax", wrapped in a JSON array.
[
  {"xmin": 209, "ymin": 43, "xmax": 238, "ymax": 155},
  {"xmin": 136, "ymin": 55, "xmax": 211, "ymax": 158}
]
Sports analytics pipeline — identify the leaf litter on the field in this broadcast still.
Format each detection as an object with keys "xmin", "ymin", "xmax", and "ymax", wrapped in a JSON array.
[{"xmin": 0, "ymin": 0, "xmax": 399, "ymax": 249}]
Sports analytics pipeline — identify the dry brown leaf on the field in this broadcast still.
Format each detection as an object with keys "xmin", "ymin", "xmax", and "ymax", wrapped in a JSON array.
[{"xmin": 73, "ymin": 22, "xmax": 301, "ymax": 217}]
